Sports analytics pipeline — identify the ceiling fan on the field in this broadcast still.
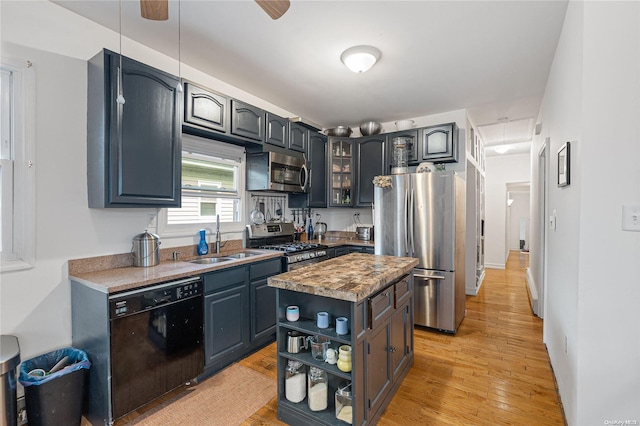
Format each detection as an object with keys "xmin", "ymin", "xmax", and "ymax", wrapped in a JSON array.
[{"xmin": 140, "ymin": 0, "xmax": 290, "ymax": 21}]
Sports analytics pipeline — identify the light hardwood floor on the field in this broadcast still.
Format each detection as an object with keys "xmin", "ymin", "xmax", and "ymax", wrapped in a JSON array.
[{"xmin": 240, "ymin": 251, "xmax": 565, "ymax": 425}]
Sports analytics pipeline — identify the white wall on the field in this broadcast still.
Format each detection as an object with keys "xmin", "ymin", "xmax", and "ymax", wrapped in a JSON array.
[
  {"xmin": 0, "ymin": 1, "xmax": 295, "ymax": 361},
  {"xmin": 531, "ymin": 1, "xmax": 640, "ymax": 424},
  {"xmin": 483, "ymin": 154, "xmax": 530, "ymax": 268}
]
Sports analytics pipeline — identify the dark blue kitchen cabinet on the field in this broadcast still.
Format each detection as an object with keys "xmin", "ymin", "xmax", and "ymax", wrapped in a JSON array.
[
  {"xmin": 420, "ymin": 122, "xmax": 458, "ymax": 163},
  {"xmin": 203, "ymin": 258, "xmax": 281, "ymax": 375},
  {"xmin": 87, "ymin": 49, "xmax": 181, "ymax": 208},
  {"xmin": 355, "ymin": 135, "xmax": 386, "ymax": 207},
  {"xmin": 230, "ymin": 99, "xmax": 264, "ymax": 143},
  {"xmin": 307, "ymin": 131, "xmax": 328, "ymax": 207},
  {"xmin": 288, "ymin": 122, "xmax": 308, "ymax": 153},
  {"xmin": 265, "ymin": 113, "xmax": 289, "ymax": 149},
  {"xmin": 386, "ymin": 129, "xmax": 419, "ymax": 170},
  {"xmin": 204, "ymin": 267, "xmax": 249, "ymax": 369},
  {"xmin": 249, "ymin": 259, "xmax": 281, "ymax": 342},
  {"xmin": 183, "ymin": 80, "xmax": 228, "ymax": 135}
]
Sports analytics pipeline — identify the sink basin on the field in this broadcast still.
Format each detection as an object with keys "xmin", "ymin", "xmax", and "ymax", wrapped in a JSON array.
[
  {"xmin": 189, "ymin": 257, "xmax": 234, "ymax": 265},
  {"xmin": 227, "ymin": 251, "xmax": 264, "ymax": 259}
]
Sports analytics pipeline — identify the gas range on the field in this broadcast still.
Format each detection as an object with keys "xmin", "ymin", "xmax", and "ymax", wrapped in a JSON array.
[{"xmin": 246, "ymin": 223, "xmax": 328, "ymax": 270}]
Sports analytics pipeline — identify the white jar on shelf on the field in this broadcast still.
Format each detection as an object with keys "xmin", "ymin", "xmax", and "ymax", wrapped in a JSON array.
[
  {"xmin": 307, "ymin": 366, "xmax": 328, "ymax": 411},
  {"xmin": 285, "ymin": 360, "xmax": 306, "ymax": 403}
]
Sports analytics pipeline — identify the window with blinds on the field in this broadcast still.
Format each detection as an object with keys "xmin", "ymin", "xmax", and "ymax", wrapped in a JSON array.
[{"xmin": 161, "ymin": 134, "xmax": 245, "ymax": 234}]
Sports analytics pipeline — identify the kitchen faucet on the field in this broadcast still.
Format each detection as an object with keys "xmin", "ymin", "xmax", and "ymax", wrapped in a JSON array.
[{"xmin": 215, "ymin": 214, "xmax": 221, "ymax": 254}]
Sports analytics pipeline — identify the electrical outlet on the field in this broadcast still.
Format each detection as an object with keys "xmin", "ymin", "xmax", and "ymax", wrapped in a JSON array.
[
  {"xmin": 147, "ymin": 213, "xmax": 158, "ymax": 228},
  {"xmin": 17, "ymin": 396, "xmax": 27, "ymax": 425}
]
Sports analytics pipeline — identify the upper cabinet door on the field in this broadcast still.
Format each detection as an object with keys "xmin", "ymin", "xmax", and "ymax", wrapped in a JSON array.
[
  {"xmin": 265, "ymin": 113, "xmax": 289, "ymax": 148},
  {"xmin": 87, "ymin": 49, "xmax": 181, "ymax": 208},
  {"xmin": 355, "ymin": 136, "xmax": 386, "ymax": 207},
  {"xmin": 288, "ymin": 123, "xmax": 308, "ymax": 153},
  {"xmin": 421, "ymin": 123, "xmax": 458, "ymax": 163},
  {"xmin": 307, "ymin": 132, "xmax": 328, "ymax": 208},
  {"xmin": 230, "ymin": 99, "xmax": 264, "ymax": 143},
  {"xmin": 184, "ymin": 81, "xmax": 227, "ymax": 134}
]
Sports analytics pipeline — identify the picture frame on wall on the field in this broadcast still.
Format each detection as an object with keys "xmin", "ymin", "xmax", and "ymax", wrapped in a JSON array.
[{"xmin": 558, "ymin": 142, "xmax": 570, "ymax": 187}]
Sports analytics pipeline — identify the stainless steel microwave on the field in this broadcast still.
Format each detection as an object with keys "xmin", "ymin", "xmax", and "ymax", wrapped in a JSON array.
[{"xmin": 246, "ymin": 150, "xmax": 308, "ymax": 193}]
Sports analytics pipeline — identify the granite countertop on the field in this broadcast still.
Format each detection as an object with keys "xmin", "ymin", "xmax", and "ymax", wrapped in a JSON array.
[
  {"xmin": 68, "ymin": 232, "xmax": 374, "ymax": 295},
  {"xmin": 69, "ymin": 250, "xmax": 283, "ymax": 294},
  {"xmin": 268, "ymin": 253, "xmax": 418, "ymax": 302}
]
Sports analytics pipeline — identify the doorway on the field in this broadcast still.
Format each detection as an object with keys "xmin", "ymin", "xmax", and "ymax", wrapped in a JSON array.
[
  {"xmin": 534, "ymin": 140, "xmax": 549, "ymax": 319},
  {"xmin": 505, "ymin": 182, "xmax": 530, "ymax": 262}
]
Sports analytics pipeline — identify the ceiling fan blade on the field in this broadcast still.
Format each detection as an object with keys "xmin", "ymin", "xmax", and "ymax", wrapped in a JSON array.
[
  {"xmin": 140, "ymin": 0, "xmax": 168, "ymax": 21},
  {"xmin": 255, "ymin": 0, "xmax": 291, "ymax": 20}
]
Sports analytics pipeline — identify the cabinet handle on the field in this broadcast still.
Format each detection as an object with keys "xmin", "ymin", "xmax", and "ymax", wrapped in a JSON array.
[{"xmin": 388, "ymin": 346, "xmax": 397, "ymax": 353}]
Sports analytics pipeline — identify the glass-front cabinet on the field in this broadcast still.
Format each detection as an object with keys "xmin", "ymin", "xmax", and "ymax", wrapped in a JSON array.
[{"xmin": 329, "ymin": 139, "xmax": 353, "ymax": 207}]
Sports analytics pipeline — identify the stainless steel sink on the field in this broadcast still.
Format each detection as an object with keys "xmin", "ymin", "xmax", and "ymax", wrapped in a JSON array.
[
  {"xmin": 189, "ymin": 257, "xmax": 234, "ymax": 264},
  {"xmin": 227, "ymin": 251, "xmax": 263, "ymax": 259}
]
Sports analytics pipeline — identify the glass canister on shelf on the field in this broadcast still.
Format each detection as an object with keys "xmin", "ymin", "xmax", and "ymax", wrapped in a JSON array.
[
  {"xmin": 337, "ymin": 345, "xmax": 352, "ymax": 373},
  {"xmin": 285, "ymin": 360, "xmax": 306, "ymax": 403},
  {"xmin": 335, "ymin": 382, "xmax": 353, "ymax": 424},
  {"xmin": 391, "ymin": 137, "xmax": 409, "ymax": 174},
  {"xmin": 307, "ymin": 367, "xmax": 328, "ymax": 411}
]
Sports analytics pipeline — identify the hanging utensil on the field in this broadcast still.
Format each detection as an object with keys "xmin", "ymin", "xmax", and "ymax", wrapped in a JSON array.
[
  {"xmin": 250, "ymin": 198, "xmax": 265, "ymax": 225},
  {"xmin": 275, "ymin": 200, "xmax": 283, "ymax": 218}
]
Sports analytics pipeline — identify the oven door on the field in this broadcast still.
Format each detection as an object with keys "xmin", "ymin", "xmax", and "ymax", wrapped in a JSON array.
[{"xmin": 287, "ymin": 254, "xmax": 328, "ymax": 271}]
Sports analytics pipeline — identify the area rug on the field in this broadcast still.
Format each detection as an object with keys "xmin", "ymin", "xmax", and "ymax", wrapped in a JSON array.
[{"xmin": 129, "ymin": 364, "xmax": 275, "ymax": 425}]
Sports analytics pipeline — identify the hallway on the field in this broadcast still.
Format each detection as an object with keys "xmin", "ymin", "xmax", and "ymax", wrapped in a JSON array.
[{"xmin": 241, "ymin": 250, "xmax": 565, "ymax": 425}]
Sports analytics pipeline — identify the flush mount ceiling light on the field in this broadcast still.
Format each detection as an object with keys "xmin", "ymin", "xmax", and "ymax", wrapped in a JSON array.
[
  {"xmin": 340, "ymin": 46, "xmax": 381, "ymax": 73},
  {"xmin": 494, "ymin": 145, "xmax": 510, "ymax": 154}
]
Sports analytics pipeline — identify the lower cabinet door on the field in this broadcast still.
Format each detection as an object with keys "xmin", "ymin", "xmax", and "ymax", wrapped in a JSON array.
[
  {"xmin": 250, "ymin": 277, "xmax": 277, "ymax": 340},
  {"xmin": 390, "ymin": 301, "xmax": 410, "ymax": 381},
  {"xmin": 366, "ymin": 322, "xmax": 391, "ymax": 417},
  {"xmin": 204, "ymin": 283, "xmax": 249, "ymax": 367}
]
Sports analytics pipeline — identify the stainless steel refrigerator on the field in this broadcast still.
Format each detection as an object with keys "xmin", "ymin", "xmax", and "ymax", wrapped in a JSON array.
[{"xmin": 374, "ymin": 171, "xmax": 466, "ymax": 333}]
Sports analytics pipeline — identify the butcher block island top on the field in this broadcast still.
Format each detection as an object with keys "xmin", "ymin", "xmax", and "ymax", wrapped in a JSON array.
[{"xmin": 268, "ymin": 253, "xmax": 418, "ymax": 302}]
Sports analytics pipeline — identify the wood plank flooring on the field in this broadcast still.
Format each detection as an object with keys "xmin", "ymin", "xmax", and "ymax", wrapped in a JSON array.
[{"xmin": 240, "ymin": 251, "xmax": 565, "ymax": 425}]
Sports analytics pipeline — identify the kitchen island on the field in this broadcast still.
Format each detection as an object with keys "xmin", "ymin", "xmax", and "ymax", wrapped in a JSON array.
[{"xmin": 268, "ymin": 253, "xmax": 418, "ymax": 426}]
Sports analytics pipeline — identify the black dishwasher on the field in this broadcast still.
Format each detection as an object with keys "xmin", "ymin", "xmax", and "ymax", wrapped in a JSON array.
[{"xmin": 109, "ymin": 276, "xmax": 203, "ymax": 420}]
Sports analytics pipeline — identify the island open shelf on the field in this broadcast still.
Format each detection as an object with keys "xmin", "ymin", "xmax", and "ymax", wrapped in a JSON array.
[{"xmin": 269, "ymin": 253, "xmax": 418, "ymax": 426}]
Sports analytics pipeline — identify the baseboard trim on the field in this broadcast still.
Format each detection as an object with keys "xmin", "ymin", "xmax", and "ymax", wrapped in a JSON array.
[
  {"xmin": 485, "ymin": 262, "xmax": 505, "ymax": 270},
  {"xmin": 525, "ymin": 268, "xmax": 540, "ymax": 317}
]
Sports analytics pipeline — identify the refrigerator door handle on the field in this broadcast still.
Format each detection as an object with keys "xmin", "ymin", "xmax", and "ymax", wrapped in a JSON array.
[
  {"xmin": 413, "ymin": 272, "xmax": 445, "ymax": 280},
  {"xmin": 409, "ymin": 188, "xmax": 415, "ymax": 255},
  {"xmin": 403, "ymin": 189, "xmax": 410, "ymax": 256}
]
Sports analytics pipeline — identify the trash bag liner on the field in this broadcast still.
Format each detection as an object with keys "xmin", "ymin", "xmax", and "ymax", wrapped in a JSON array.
[{"xmin": 19, "ymin": 347, "xmax": 91, "ymax": 386}]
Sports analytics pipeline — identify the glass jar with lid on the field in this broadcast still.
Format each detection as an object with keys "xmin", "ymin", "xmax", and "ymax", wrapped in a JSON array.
[
  {"xmin": 307, "ymin": 366, "xmax": 328, "ymax": 411},
  {"xmin": 335, "ymin": 382, "xmax": 353, "ymax": 424},
  {"xmin": 391, "ymin": 137, "xmax": 409, "ymax": 174},
  {"xmin": 285, "ymin": 360, "xmax": 306, "ymax": 403}
]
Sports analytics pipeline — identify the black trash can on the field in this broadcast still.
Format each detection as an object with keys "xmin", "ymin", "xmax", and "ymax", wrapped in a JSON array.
[
  {"xmin": 18, "ymin": 348, "xmax": 90, "ymax": 426},
  {"xmin": 1, "ymin": 335, "xmax": 21, "ymax": 426}
]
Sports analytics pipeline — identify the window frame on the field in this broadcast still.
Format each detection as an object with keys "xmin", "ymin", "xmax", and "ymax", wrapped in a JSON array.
[
  {"xmin": 1, "ymin": 57, "xmax": 36, "ymax": 272},
  {"xmin": 158, "ymin": 134, "xmax": 246, "ymax": 237}
]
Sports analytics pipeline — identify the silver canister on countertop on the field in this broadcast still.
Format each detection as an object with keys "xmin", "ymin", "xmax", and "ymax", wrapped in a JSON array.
[
  {"xmin": 356, "ymin": 226, "xmax": 374, "ymax": 241},
  {"xmin": 131, "ymin": 230, "xmax": 161, "ymax": 267}
]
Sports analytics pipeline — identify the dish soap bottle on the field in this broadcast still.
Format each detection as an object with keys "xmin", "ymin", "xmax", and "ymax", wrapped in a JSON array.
[
  {"xmin": 307, "ymin": 216, "xmax": 313, "ymax": 241},
  {"xmin": 197, "ymin": 229, "xmax": 208, "ymax": 255}
]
